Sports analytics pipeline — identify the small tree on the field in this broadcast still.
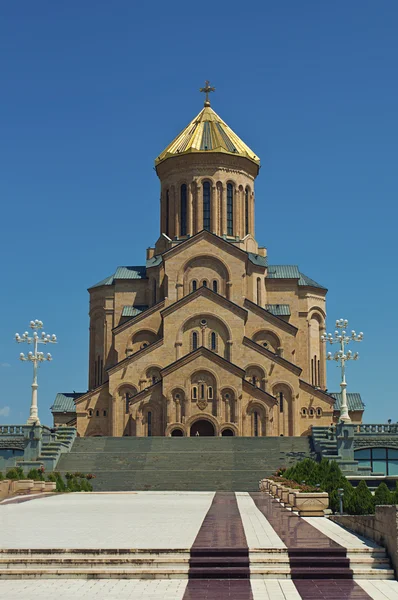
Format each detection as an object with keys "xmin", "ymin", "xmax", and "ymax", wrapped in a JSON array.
[
  {"xmin": 6, "ymin": 467, "xmax": 24, "ymax": 480},
  {"xmin": 347, "ymin": 480, "xmax": 374, "ymax": 515},
  {"xmin": 374, "ymin": 482, "xmax": 393, "ymax": 506}
]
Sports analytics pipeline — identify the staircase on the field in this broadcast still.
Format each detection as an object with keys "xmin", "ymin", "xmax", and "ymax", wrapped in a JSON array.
[
  {"xmin": 311, "ymin": 427, "xmax": 363, "ymax": 475},
  {"xmin": 56, "ymin": 437, "xmax": 314, "ymax": 492}
]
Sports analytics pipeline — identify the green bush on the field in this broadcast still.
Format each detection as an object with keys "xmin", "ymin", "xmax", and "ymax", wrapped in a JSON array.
[
  {"xmin": 52, "ymin": 472, "xmax": 67, "ymax": 492},
  {"xmin": 0, "ymin": 472, "xmax": 4, "ymax": 480},
  {"xmin": 5, "ymin": 467, "xmax": 24, "ymax": 480},
  {"xmin": 346, "ymin": 480, "xmax": 374, "ymax": 515},
  {"xmin": 374, "ymin": 482, "xmax": 393, "ymax": 506},
  {"xmin": 27, "ymin": 469, "xmax": 44, "ymax": 481}
]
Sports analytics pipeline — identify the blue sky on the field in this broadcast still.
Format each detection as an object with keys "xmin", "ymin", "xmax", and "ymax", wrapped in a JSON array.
[{"xmin": 0, "ymin": 1, "xmax": 396, "ymax": 425}]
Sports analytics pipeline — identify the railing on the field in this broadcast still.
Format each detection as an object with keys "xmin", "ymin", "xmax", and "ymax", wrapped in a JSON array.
[
  {"xmin": 0, "ymin": 425, "xmax": 24, "ymax": 436},
  {"xmin": 356, "ymin": 424, "xmax": 398, "ymax": 435}
]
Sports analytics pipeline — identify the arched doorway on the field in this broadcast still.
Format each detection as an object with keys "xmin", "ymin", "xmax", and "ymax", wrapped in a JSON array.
[
  {"xmin": 221, "ymin": 428, "xmax": 234, "ymax": 436},
  {"xmin": 190, "ymin": 419, "xmax": 215, "ymax": 437},
  {"xmin": 171, "ymin": 429, "xmax": 184, "ymax": 437}
]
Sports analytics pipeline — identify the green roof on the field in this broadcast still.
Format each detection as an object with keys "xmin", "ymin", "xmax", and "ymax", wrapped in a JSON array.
[
  {"xmin": 267, "ymin": 265, "xmax": 300, "ymax": 279},
  {"xmin": 146, "ymin": 255, "xmax": 163, "ymax": 268},
  {"xmin": 90, "ymin": 266, "xmax": 147, "ymax": 289},
  {"xmin": 248, "ymin": 252, "xmax": 268, "ymax": 267},
  {"xmin": 51, "ymin": 392, "xmax": 83, "ymax": 414},
  {"xmin": 265, "ymin": 304, "xmax": 291, "ymax": 316},
  {"xmin": 330, "ymin": 392, "xmax": 364, "ymax": 412},
  {"xmin": 267, "ymin": 265, "xmax": 326, "ymax": 289},
  {"xmin": 298, "ymin": 272, "xmax": 327, "ymax": 290},
  {"xmin": 121, "ymin": 305, "xmax": 148, "ymax": 318}
]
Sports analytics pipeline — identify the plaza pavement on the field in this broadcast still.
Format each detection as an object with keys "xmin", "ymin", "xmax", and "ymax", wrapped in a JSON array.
[{"xmin": 0, "ymin": 491, "xmax": 397, "ymax": 599}]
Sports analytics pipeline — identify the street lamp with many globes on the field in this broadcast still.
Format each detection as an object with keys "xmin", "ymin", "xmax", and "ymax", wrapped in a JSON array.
[
  {"xmin": 321, "ymin": 319, "xmax": 363, "ymax": 423},
  {"xmin": 15, "ymin": 320, "xmax": 57, "ymax": 426}
]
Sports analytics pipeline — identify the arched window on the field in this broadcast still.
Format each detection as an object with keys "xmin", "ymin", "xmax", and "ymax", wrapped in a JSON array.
[
  {"xmin": 103, "ymin": 410, "xmax": 107, "ymax": 417},
  {"xmin": 203, "ymin": 181, "xmax": 211, "ymax": 230},
  {"xmin": 254, "ymin": 411, "xmax": 259, "ymax": 437},
  {"xmin": 316, "ymin": 407, "xmax": 322, "ymax": 417},
  {"xmin": 211, "ymin": 331, "xmax": 217, "ymax": 351},
  {"xmin": 88, "ymin": 409, "xmax": 93, "ymax": 417},
  {"xmin": 147, "ymin": 411, "xmax": 152, "ymax": 437},
  {"xmin": 165, "ymin": 190, "xmax": 169, "ymax": 236},
  {"xmin": 309, "ymin": 407, "xmax": 315, "ymax": 417},
  {"xmin": 208, "ymin": 386, "xmax": 213, "ymax": 399},
  {"xmin": 245, "ymin": 188, "xmax": 249, "ymax": 236},
  {"xmin": 180, "ymin": 184, "xmax": 187, "ymax": 236},
  {"xmin": 227, "ymin": 183, "xmax": 233, "ymax": 235},
  {"xmin": 301, "ymin": 407, "xmax": 308, "ymax": 416},
  {"xmin": 202, "ymin": 280, "xmax": 207, "ymax": 288},
  {"xmin": 212, "ymin": 280, "xmax": 218, "ymax": 293},
  {"xmin": 192, "ymin": 386, "xmax": 198, "ymax": 400},
  {"xmin": 192, "ymin": 331, "xmax": 198, "ymax": 351},
  {"xmin": 200, "ymin": 384, "xmax": 205, "ymax": 399},
  {"xmin": 192, "ymin": 280, "xmax": 197, "ymax": 292},
  {"xmin": 252, "ymin": 376, "xmax": 258, "ymax": 387},
  {"xmin": 279, "ymin": 392, "xmax": 284, "ymax": 413},
  {"xmin": 152, "ymin": 375, "xmax": 158, "ymax": 385},
  {"xmin": 96, "ymin": 410, "xmax": 99, "ymax": 417}
]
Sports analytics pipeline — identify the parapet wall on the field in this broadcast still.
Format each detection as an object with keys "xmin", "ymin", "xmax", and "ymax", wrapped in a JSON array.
[{"xmin": 330, "ymin": 505, "xmax": 398, "ymax": 577}]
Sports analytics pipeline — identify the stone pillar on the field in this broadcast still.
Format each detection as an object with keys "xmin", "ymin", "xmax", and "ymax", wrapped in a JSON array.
[
  {"xmin": 251, "ymin": 191, "xmax": 255, "ymax": 237},
  {"xmin": 226, "ymin": 340, "xmax": 233, "ymax": 362},
  {"xmin": 175, "ymin": 341, "xmax": 182, "ymax": 361},
  {"xmin": 176, "ymin": 282, "xmax": 183, "ymax": 301},
  {"xmin": 211, "ymin": 185, "xmax": 217, "ymax": 234},
  {"xmin": 336, "ymin": 423, "xmax": 356, "ymax": 463},
  {"xmin": 111, "ymin": 397, "xmax": 118, "ymax": 436},
  {"xmin": 175, "ymin": 185, "xmax": 180, "ymax": 238},
  {"xmin": 221, "ymin": 184, "xmax": 227, "ymax": 236},
  {"xmin": 187, "ymin": 183, "xmax": 193, "ymax": 236},
  {"xmin": 233, "ymin": 188, "xmax": 240, "ymax": 238},
  {"xmin": 196, "ymin": 185, "xmax": 203, "ymax": 232}
]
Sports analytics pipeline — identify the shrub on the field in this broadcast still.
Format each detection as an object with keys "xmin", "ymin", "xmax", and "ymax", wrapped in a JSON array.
[
  {"xmin": 346, "ymin": 480, "xmax": 374, "ymax": 515},
  {"xmin": 374, "ymin": 482, "xmax": 393, "ymax": 506},
  {"xmin": 0, "ymin": 472, "xmax": 4, "ymax": 480},
  {"xmin": 27, "ymin": 469, "xmax": 44, "ymax": 481},
  {"xmin": 52, "ymin": 472, "xmax": 67, "ymax": 492},
  {"xmin": 6, "ymin": 467, "xmax": 24, "ymax": 480}
]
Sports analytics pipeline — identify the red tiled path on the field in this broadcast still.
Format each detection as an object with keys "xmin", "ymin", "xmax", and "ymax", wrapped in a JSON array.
[
  {"xmin": 250, "ymin": 492, "xmax": 372, "ymax": 599},
  {"xmin": 183, "ymin": 492, "xmax": 253, "ymax": 599}
]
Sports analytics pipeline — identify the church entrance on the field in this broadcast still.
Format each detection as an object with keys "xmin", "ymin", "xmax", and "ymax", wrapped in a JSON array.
[{"xmin": 190, "ymin": 419, "xmax": 215, "ymax": 437}]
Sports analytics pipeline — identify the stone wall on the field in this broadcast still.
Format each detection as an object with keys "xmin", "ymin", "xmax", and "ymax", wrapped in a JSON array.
[{"xmin": 330, "ymin": 506, "xmax": 398, "ymax": 577}]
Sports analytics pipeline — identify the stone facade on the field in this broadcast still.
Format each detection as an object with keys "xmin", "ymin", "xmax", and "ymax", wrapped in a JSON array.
[{"xmin": 73, "ymin": 101, "xmax": 362, "ymax": 437}]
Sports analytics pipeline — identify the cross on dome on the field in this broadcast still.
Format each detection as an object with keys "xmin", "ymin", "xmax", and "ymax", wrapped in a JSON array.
[{"xmin": 199, "ymin": 80, "xmax": 215, "ymax": 106}]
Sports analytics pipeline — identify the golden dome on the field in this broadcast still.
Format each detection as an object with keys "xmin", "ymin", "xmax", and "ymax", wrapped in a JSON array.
[{"xmin": 155, "ymin": 105, "xmax": 260, "ymax": 167}]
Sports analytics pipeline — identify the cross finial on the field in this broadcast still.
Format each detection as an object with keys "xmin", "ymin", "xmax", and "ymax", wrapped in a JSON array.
[{"xmin": 199, "ymin": 80, "xmax": 215, "ymax": 107}]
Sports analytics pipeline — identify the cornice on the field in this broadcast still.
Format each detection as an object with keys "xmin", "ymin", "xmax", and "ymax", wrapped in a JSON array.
[
  {"xmin": 112, "ymin": 301, "xmax": 165, "ymax": 334},
  {"xmin": 299, "ymin": 379, "xmax": 335, "ymax": 405},
  {"xmin": 242, "ymin": 379, "xmax": 278, "ymax": 406},
  {"xmin": 161, "ymin": 346, "xmax": 245, "ymax": 379},
  {"xmin": 243, "ymin": 337, "xmax": 302, "ymax": 376},
  {"xmin": 107, "ymin": 339, "xmax": 164, "ymax": 375},
  {"xmin": 160, "ymin": 286, "xmax": 248, "ymax": 321},
  {"xmin": 244, "ymin": 299, "xmax": 298, "ymax": 336}
]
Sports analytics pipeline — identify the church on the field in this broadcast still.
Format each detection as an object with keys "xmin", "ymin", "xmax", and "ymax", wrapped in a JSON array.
[{"xmin": 53, "ymin": 84, "xmax": 364, "ymax": 437}]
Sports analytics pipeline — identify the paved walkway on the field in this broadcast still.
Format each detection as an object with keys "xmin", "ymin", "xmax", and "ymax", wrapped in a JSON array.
[{"xmin": 0, "ymin": 491, "xmax": 398, "ymax": 599}]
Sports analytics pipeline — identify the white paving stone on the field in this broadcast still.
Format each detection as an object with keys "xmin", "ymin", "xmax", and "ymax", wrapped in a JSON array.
[
  {"xmin": 356, "ymin": 580, "xmax": 398, "ymax": 599},
  {"xmin": 0, "ymin": 492, "xmax": 214, "ymax": 549},
  {"xmin": 303, "ymin": 515, "xmax": 380, "ymax": 549},
  {"xmin": 251, "ymin": 579, "xmax": 301, "ymax": 599},
  {"xmin": 0, "ymin": 579, "xmax": 188, "ymax": 599},
  {"xmin": 236, "ymin": 492, "xmax": 286, "ymax": 549}
]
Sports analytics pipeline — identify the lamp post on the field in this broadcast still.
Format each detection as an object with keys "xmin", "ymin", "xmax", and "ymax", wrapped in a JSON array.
[
  {"xmin": 321, "ymin": 319, "xmax": 363, "ymax": 423},
  {"xmin": 15, "ymin": 320, "xmax": 57, "ymax": 426}
]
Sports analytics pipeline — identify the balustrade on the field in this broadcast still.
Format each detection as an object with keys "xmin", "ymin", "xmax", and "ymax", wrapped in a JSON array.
[
  {"xmin": 0, "ymin": 425, "xmax": 24, "ymax": 436},
  {"xmin": 356, "ymin": 423, "xmax": 398, "ymax": 435}
]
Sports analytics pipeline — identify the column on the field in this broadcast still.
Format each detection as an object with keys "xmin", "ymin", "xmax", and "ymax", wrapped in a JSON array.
[
  {"xmin": 234, "ymin": 188, "xmax": 240, "ymax": 238},
  {"xmin": 196, "ymin": 185, "xmax": 203, "ymax": 232},
  {"xmin": 175, "ymin": 341, "xmax": 182, "ymax": 361},
  {"xmin": 187, "ymin": 183, "xmax": 193, "ymax": 236},
  {"xmin": 175, "ymin": 185, "xmax": 180, "ymax": 238},
  {"xmin": 251, "ymin": 191, "xmax": 255, "ymax": 237},
  {"xmin": 221, "ymin": 184, "xmax": 227, "ymax": 236},
  {"xmin": 211, "ymin": 185, "xmax": 217, "ymax": 234}
]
